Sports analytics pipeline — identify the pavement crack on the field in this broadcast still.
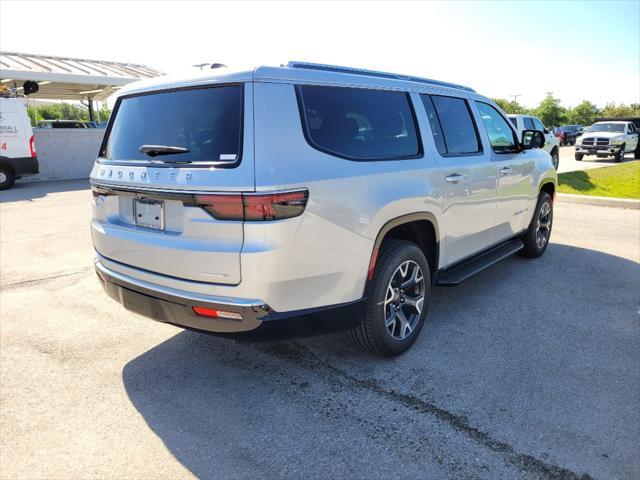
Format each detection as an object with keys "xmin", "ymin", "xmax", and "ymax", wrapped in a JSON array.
[
  {"xmin": 1, "ymin": 268, "xmax": 91, "ymax": 290},
  {"xmin": 260, "ymin": 341, "xmax": 593, "ymax": 480}
]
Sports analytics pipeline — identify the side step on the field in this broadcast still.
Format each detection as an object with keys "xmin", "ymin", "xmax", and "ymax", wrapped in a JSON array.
[{"xmin": 436, "ymin": 238, "xmax": 524, "ymax": 286}]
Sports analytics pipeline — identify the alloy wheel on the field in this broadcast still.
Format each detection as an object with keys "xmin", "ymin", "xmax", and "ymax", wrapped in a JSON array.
[
  {"xmin": 535, "ymin": 200, "xmax": 552, "ymax": 249},
  {"xmin": 383, "ymin": 260, "xmax": 426, "ymax": 340},
  {"xmin": 0, "ymin": 172, "xmax": 7, "ymax": 184}
]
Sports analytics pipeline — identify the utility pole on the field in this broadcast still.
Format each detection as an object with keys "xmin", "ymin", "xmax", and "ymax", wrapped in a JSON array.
[
  {"xmin": 510, "ymin": 94, "xmax": 522, "ymax": 103},
  {"xmin": 193, "ymin": 63, "xmax": 210, "ymax": 70}
]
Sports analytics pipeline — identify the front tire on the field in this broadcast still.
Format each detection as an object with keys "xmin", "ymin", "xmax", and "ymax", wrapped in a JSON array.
[
  {"xmin": 351, "ymin": 239, "xmax": 430, "ymax": 356},
  {"xmin": 575, "ymin": 153, "xmax": 584, "ymax": 161},
  {"xmin": 615, "ymin": 144, "xmax": 625, "ymax": 162},
  {"xmin": 0, "ymin": 165, "xmax": 16, "ymax": 190},
  {"xmin": 520, "ymin": 192, "xmax": 553, "ymax": 258}
]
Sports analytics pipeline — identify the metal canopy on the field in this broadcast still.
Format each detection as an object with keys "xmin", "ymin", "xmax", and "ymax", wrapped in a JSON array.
[{"xmin": 0, "ymin": 51, "xmax": 164, "ymax": 101}]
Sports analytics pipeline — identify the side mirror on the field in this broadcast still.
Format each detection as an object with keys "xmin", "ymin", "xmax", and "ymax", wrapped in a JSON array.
[
  {"xmin": 543, "ymin": 128, "xmax": 549, "ymax": 134},
  {"xmin": 521, "ymin": 129, "xmax": 545, "ymax": 150}
]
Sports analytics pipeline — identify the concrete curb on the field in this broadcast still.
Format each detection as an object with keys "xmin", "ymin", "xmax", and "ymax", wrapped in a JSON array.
[{"xmin": 557, "ymin": 193, "xmax": 640, "ymax": 209}]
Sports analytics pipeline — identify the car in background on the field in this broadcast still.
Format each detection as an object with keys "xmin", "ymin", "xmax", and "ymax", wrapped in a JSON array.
[
  {"xmin": 0, "ymin": 97, "xmax": 39, "ymax": 189},
  {"xmin": 575, "ymin": 121, "xmax": 639, "ymax": 162},
  {"xmin": 37, "ymin": 119, "xmax": 90, "ymax": 129},
  {"xmin": 556, "ymin": 125, "xmax": 582, "ymax": 145},
  {"xmin": 508, "ymin": 114, "xmax": 560, "ymax": 169}
]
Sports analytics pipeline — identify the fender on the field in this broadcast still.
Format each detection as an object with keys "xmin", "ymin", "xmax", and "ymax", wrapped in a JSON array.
[{"xmin": 367, "ymin": 212, "xmax": 440, "ymax": 280}]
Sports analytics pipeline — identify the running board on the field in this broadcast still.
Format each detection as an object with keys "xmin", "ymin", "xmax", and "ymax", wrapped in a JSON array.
[{"xmin": 436, "ymin": 238, "xmax": 524, "ymax": 286}]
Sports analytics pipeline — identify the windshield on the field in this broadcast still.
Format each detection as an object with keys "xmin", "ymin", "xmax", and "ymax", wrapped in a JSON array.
[
  {"xmin": 588, "ymin": 123, "xmax": 625, "ymax": 133},
  {"xmin": 102, "ymin": 84, "xmax": 243, "ymax": 166}
]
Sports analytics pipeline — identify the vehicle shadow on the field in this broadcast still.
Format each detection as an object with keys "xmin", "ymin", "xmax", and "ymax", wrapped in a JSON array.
[
  {"xmin": 557, "ymin": 170, "xmax": 596, "ymax": 192},
  {"xmin": 121, "ymin": 243, "xmax": 640, "ymax": 479},
  {"xmin": 0, "ymin": 178, "xmax": 89, "ymax": 203}
]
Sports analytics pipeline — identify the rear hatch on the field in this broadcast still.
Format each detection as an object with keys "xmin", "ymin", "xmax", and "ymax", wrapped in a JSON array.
[{"xmin": 91, "ymin": 82, "xmax": 253, "ymax": 285}]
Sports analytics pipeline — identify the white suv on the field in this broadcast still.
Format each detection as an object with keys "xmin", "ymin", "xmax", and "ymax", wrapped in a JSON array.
[
  {"xmin": 508, "ymin": 114, "xmax": 560, "ymax": 169},
  {"xmin": 91, "ymin": 62, "xmax": 557, "ymax": 356}
]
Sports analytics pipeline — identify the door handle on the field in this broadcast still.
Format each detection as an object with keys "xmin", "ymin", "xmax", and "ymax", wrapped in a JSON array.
[
  {"xmin": 499, "ymin": 167, "xmax": 513, "ymax": 176},
  {"xmin": 445, "ymin": 173, "xmax": 465, "ymax": 184}
]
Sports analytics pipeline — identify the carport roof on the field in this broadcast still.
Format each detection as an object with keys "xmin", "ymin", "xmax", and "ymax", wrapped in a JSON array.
[{"xmin": 0, "ymin": 51, "xmax": 164, "ymax": 101}]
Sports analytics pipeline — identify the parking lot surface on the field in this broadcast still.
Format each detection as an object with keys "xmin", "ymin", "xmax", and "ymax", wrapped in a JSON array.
[
  {"xmin": 1, "ymin": 180, "xmax": 639, "ymax": 479},
  {"xmin": 557, "ymin": 145, "xmax": 634, "ymax": 173}
]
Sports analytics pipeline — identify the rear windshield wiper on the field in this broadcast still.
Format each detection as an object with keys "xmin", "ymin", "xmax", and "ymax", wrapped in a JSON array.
[{"xmin": 139, "ymin": 145, "xmax": 190, "ymax": 157}]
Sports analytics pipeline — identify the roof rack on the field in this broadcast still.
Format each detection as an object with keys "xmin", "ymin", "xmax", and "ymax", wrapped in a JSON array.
[{"xmin": 287, "ymin": 61, "xmax": 475, "ymax": 93}]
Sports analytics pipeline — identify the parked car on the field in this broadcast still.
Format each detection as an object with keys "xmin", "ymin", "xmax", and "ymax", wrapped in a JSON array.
[
  {"xmin": 508, "ymin": 114, "xmax": 560, "ymax": 169},
  {"xmin": 556, "ymin": 125, "xmax": 582, "ymax": 145},
  {"xmin": 37, "ymin": 120, "xmax": 89, "ymax": 129},
  {"xmin": 575, "ymin": 121, "xmax": 639, "ymax": 162},
  {"xmin": 90, "ymin": 62, "xmax": 557, "ymax": 356},
  {"xmin": 0, "ymin": 97, "xmax": 39, "ymax": 189}
]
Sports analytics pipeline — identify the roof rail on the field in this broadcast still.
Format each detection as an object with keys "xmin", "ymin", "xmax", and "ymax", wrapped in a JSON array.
[{"xmin": 287, "ymin": 61, "xmax": 475, "ymax": 93}]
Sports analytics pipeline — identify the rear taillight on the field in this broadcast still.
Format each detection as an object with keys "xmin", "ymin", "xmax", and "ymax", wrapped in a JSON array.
[
  {"xmin": 29, "ymin": 135, "xmax": 36, "ymax": 157},
  {"xmin": 196, "ymin": 190, "xmax": 308, "ymax": 221}
]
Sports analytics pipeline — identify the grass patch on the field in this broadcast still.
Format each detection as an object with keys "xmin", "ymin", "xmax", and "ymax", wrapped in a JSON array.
[{"xmin": 558, "ymin": 161, "xmax": 640, "ymax": 199}]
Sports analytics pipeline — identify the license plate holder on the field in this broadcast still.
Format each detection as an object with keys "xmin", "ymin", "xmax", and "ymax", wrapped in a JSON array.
[{"xmin": 133, "ymin": 199, "xmax": 164, "ymax": 230}]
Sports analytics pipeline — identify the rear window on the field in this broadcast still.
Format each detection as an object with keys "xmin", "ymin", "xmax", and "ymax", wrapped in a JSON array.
[
  {"xmin": 102, "ymin": 84, "xmax": 243, "ymax": 166},
  {"xmin": 296, "ymin": 85, "xmax": 421, "ymax": 160},
  {"xmin": 426, "ymin": 95, "xmax": 481, "ymax": 155}
]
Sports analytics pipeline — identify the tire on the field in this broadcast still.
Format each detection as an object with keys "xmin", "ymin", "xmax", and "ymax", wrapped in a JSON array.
[
  {"xmin": 615, "ymin": 144, "xmax": 625, "ymax": 163},
  {"xmin": 575, "ymin": 153, "xmax": 584, "ymax": 161},
  {"xmin": 550, "ymin": 148, "xmax": 559, "ymax": 169},
  {"xmin": 0, "ymin": 165, "xmax": 16, "ymax": 190},
  {"xmin": 351, "ymin": 239, "xmax": 431, "ymax": 356},
  {"xmin": 519, "ymin": 192, "xmax": 553, "ymax": 258},
  {"xmin": 634, "ymin": 148, "xmax": 640, "ymax": 160}
]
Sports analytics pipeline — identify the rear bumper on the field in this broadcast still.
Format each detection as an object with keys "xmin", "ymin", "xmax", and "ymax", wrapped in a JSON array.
[
  {"xmin": 95, "ymin": 258, "xmax": 365, "ymax": 335},
  {"xmin": 95, "ymin": 258, "xmax": 270, "ymax": 332},
  {"xmin": 4, "ymin": 156, "xmax": 39, "ymax": 176}
]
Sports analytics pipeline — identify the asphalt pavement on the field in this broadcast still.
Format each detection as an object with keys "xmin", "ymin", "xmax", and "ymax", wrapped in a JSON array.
[{"xmin": 1, "ymin": 180, "xmax": 639, "ymax": 479}]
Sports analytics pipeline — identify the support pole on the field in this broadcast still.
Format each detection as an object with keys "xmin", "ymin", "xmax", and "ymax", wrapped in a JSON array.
[{"xmin": 88, "ymin": 98, "xmax": 95, "ymax": 122}]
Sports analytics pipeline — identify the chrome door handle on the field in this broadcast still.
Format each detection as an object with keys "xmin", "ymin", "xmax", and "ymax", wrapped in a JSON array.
[
  {"xmin": 445, "ymin": 174, "xmax": 465, "ymax": 184},
  {"xmin": 499, "ymin": 167, "xmax": 513, "ymax": 175}
]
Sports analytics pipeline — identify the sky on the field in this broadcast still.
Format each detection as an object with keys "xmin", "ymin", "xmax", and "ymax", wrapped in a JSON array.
[{"xmin": 1, "ymin": 0, "xmax": 639, "ymax": 108}]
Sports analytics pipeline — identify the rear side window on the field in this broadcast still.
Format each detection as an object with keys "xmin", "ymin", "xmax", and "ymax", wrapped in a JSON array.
[
  {"xmin": 422, "ymin": 95, "xmax": 481, "ymax": 155},
  {"xmin": 296, "ymin": 85, "xmax": 421, "ymax": 160},
  {"xmin": 102, "ymin": 84, "xmax": 243, "ymax": 166}
]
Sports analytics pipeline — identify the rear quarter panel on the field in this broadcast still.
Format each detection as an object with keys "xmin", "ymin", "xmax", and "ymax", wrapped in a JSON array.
[{"xmin": 251, "ymin": 82, "xmax": 444, "ymax": 308}]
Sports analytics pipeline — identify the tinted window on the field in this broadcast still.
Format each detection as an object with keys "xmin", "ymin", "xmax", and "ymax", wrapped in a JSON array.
[
  {"xmin": 421, "ymin": 95, "xmax": 447, "ymax": 155},
  {"xmin": 297, "ymin": 86, "xmax": 420, "ymax": 160},
  {"xmin": 532, "ymin": 117, "xmax": 545, "ymax": 131},
  {"xmin": 508, "ymin": 117, "xmax": 517, "ymax": 128},
  {"xmin": 476, "ymin": 102, "xmax": 517, "ymax": 152},
  {"xmin": 429, "ymin": 95, "xmax": 480, "ymax": 155},
  {"xmin": 523, "ymin": 117, "xmax": 535, "ymax": 130},
  {"xmin": 104, "ymin": 85, "xmax": 243, "ymax": 165}
]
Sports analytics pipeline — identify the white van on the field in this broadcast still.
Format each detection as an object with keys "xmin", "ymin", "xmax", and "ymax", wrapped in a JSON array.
[{"xmin": 0, "ymin": 97, "xmax": 39, "ymax": 189}]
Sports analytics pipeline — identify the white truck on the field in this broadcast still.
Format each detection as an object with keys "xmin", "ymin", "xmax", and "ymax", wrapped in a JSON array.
[
  {"xmin": 0, "ymin": 97, "xmax": 39, "ymax": 189},
  {"xmin": 508, "ymin": 114, "xmax": 560, "ymax": 169},
  {"xmin": 575, "ymin": 121, "xmax": 639, "ymax": 162}
]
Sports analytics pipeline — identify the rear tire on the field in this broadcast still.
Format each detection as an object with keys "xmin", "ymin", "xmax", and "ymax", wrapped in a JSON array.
[
  {"xmin": 615, "ymin": 145, "xmax": 625, "ymax": 162},
  {"xmin": 519, "ymin": 192, "xmax": 553, "ymax": 258},
  {"xmin": 351, "ymin": 239, "xmax": 430, "ymax": 356},
  {"xmin": 575, "ymin": 153, "xmax": 584, "ymax": 161},
  {"xmin": 0, "ymin": 165, "xmax": 15, "ymax": 190}
]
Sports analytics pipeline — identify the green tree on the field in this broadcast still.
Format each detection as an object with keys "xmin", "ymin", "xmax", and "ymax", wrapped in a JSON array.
[
  {"xmin": 567, "ymin": 100, "xmax": 600, "ymax": 126},
  {"xmin": 601, "ymin": 102, "xmax": 640, "ymax": 118},
  {"xmin": 493, "ymin": 98, "xmax": 528, "ymax": 114},
  {"xmin": 534, "ymin": 93, "xmax": 567, "ymax": 127}
]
